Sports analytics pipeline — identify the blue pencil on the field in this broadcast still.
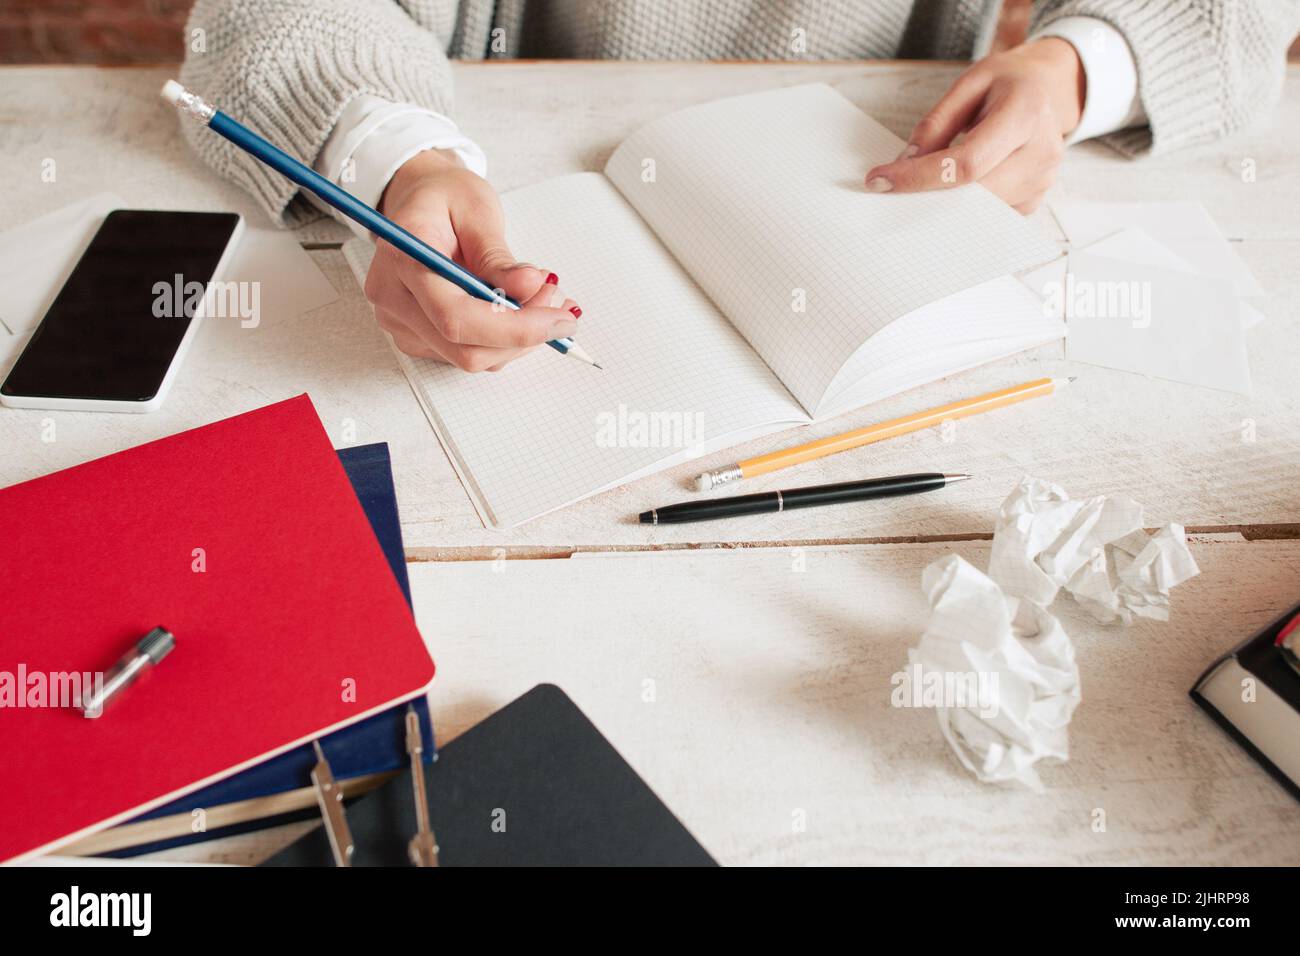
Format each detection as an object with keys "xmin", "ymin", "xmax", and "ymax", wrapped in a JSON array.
[{"xmin": 161, "ymin": 80, "xmax": 601, "ymax": 369}]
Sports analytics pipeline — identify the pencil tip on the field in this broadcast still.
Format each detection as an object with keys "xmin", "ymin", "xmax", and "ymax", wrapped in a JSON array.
[
  {"xmin": 943, "ymin": 473, "xmax": 972, "ymax": 483},
  {"xmin": 593, "ymin": 363, "xmax": 604, "ymax": 370}
]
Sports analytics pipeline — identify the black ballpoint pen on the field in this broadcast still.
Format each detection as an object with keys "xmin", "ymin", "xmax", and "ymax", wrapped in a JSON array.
[{"xmin": 639, "ymin": 472, "xmax": 970, "ymax": 524}]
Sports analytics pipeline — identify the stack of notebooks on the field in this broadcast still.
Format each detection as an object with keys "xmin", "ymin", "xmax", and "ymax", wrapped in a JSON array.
[
  {"xmin": 2, "ymin": 396, "xmax": 714, "ymax": 865},
  {"xmin": 0, "ymin": 397, "xmax": 438, "ymax": 864},
  {"xmin": 64, "ymin": 440, "xmax": 432, "ymax": 856}
]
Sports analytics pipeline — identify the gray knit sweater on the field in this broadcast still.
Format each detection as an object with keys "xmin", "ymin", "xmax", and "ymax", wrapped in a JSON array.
[{"xmin": 179, "ymin": 0, "xmax": 1298, "ymax": 225}]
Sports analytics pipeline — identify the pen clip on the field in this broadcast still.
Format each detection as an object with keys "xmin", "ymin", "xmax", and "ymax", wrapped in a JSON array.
[{"xmin": 311, "ymin": 739, "xmax": 355, "ymax": 867}]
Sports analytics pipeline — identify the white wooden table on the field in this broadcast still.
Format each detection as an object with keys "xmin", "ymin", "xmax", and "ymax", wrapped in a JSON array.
[{"xmin": 2, "ymin": 63, "xmax": 1297, "ymax": 866}]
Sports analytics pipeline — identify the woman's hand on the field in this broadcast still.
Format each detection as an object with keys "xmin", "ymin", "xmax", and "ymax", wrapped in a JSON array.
[
  {"xmin": 365, "ymin": 149, "xmax": 581, "ymax": 371},
  {"xmin": 864, "ymin": 38, "xmax": 1086, "ymax": 213}
]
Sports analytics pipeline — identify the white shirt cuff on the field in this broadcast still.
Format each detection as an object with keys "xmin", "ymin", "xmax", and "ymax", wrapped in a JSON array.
[
  {"xmin": 1031, "ymin": 16, "xmax": 1147, "ymax": 145},
  {"xmin": 310, "ymin": 95, "xmax": 488, "ymax": 240}
]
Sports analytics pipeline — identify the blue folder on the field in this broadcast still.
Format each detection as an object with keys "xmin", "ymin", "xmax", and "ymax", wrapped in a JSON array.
[{"xmin": 109, "ymin": 442, "xmax": 434, "ymax": 855}]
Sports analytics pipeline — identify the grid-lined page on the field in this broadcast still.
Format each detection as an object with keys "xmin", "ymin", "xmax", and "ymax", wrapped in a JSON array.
[
  {"xmin": 605, "ymin": 83, "xmax": 1061, "ymax": 413},
  {"xmin": 818, "ymin": 276, "xmax": 1067, "ymax": 418},
  {"xmin": 345, "ymin": 173, "xmax": 806, "ymax": 528}
]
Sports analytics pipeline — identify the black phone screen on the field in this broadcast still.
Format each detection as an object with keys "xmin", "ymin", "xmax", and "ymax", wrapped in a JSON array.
[{"xmin": 1, "ymin": 209, "xmax": 241, "ymax": 404}]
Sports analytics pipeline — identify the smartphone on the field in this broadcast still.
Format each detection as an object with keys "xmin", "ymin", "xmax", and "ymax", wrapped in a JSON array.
[{"xmin": 0, "ymin": 209, "xmax": 243, "ymax": 412}]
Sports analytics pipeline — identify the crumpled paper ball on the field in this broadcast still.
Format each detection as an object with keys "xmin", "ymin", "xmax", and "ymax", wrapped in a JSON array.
[
  {"xmin": 910, "ymin": 554, "xmax": 1080, "ymax": 791},
  {"xmin": 908, "ymin": 476, "xmax": 1200, "ymax": 789},
  {"xmin": 988, "ymin": 476, "xmax": 1200, "ymax": 625}
]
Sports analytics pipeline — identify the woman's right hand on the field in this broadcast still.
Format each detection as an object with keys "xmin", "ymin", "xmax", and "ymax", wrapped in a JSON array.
[{"xmin": 365, "ymin": 148, "xmax": 581, "ymax": 372}]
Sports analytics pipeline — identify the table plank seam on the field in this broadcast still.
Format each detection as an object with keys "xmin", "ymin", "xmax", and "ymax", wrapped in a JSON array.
[{"xmin": 402, "ymin": 522, "xmax": 1300, "ymax": 562}]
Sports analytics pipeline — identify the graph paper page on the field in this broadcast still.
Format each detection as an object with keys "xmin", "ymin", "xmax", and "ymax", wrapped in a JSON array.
[
  {"xmin": 605, "ymin": 83, "xmax": 1061, "ymax": 413},
  {"xmin": 346, "ymin": 173, "xmax": 806, "ymax": 528},
  {"xmin": 817, "ymin": 275, "xmax": 1067, "ymax": 419}
]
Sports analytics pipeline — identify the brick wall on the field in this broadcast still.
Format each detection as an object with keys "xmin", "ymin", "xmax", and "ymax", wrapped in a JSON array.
[
  {"xmin": 0, "ymin": 0, "xmax": 190, "ymax": 65},
  {"xmin": 0, "ymin": 0, "xmax": 1296, "ymax": 65}
]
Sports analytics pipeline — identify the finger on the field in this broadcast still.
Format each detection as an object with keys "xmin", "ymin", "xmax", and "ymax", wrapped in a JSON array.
[
  {"xmin": 374, "ymin": 306, "xmax": 446, "ymax": 361},
  {"xmin": 977, "ymin": 136, "xmax": 1061, "ymax": 209},
  {"xmin": 978, "ymin": 161, "xmax": 1037, "ymax": 209},
  {"xmin": 447, "ymin": 198, "xmax": 549, "ymax": 304},
  {"xmin": 404, "ymin": 272, "xmax": 579, "ymax": 349},
  {"xmin": 443, "ymin": 341, "xmax": 536, "ymax": 373},
  {"xmin": 363, "ymin": 245, "xmax": 425, "ymax": 316},
  {"xmin": 1013, "ymin": 195, "xmax": 1047, "ymax": 215},
  {"xmin": 899, "ymin": 69, "xmax": 992, "ymax": 159},
  {"xmin": 369, "ymin": 224, "xmax": 571, "ymax": 364},
  {"xmin": 377, "ymin": 304, "xmax": 537, "ymax": 372},
  {"xmin": 522, "ymin": 273, "xmax": 580, "ymax": 314},
  {"xmin": 866, "ymin": 94, "xmax": 1032, "ymax": 193},
  {"xmin": 389, "ymin": 327, "xmax": 440, "ymax": 360},
  {"xmin": 487, "ymin": 261, "xmax": 550, "ymax": 306},
  {"xmin": 375, "ymin": 292, "xmax": 489, "ymax": 367}
]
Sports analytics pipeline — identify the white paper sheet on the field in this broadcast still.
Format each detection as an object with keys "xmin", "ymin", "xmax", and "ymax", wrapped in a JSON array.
[
  {"xmin": 0, "ymin": 197, "xmax": 337, "ymax": 341},
  {"xmin": 1062, "ymin": 249, "xmax": 1252, "ymax": 396},
  {"xmin": 1080, "ymin": 227, "xmax": 1263, "ymax": 330},
  {"xmin": 220, "ymin": 225, "xmax": 340, "ymax": 327},
  {"xmin": 1050, "ymin": 200, "xmax": 1264, "ymax": 297},
  {"xmin": 0, "ymin": 192, "xmax": 123, "ymax": 336}
]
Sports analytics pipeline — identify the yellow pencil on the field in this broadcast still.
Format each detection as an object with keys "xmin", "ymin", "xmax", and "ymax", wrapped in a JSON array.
[{"xmin": 694, "ymin": 376, "xmax": 1074, "ymax": 491}]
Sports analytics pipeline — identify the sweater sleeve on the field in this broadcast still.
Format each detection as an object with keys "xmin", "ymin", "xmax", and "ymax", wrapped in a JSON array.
[
  {"xmin": 179, "ymin": 0, "xmax": 459, "ymax": 225},
  {"xmin": 1031, "ymin": 0, "xmax": 1300, "ymax": 156}
]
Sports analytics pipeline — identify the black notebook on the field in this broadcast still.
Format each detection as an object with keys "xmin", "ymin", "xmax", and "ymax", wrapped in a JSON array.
[
  {"xmin": 1191, "ymin": 601, "xmax": 1300, "ymax": 801},
  {"xmin": 262, "ymin": 684, "xmax": 717, "ymax": 866}
]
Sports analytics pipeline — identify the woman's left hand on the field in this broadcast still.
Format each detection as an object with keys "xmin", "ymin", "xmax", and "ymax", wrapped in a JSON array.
[{"xmin": 864, "ymin": 37, "xmax": 1086, "ymax": 213}]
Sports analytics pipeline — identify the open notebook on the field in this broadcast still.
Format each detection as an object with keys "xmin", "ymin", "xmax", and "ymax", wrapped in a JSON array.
[{"xmin": 344, "ymin": 84, "xmax": 1063, "ymax": 528}]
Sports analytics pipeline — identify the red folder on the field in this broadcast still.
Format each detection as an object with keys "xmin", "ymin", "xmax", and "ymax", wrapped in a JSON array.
[{"xmin": 0, "ymin": 395, "xmax": 435, "ymax": 863}]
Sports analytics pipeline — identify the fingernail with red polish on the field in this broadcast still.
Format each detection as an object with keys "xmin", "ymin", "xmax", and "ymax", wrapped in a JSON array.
[
  {"xmin": 569, "ymin": 306, "xmax": 582, "ymax": 318},
  {"xmin": 545, "ymin": 272, "xmax": 559, "ymax": 285}
]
